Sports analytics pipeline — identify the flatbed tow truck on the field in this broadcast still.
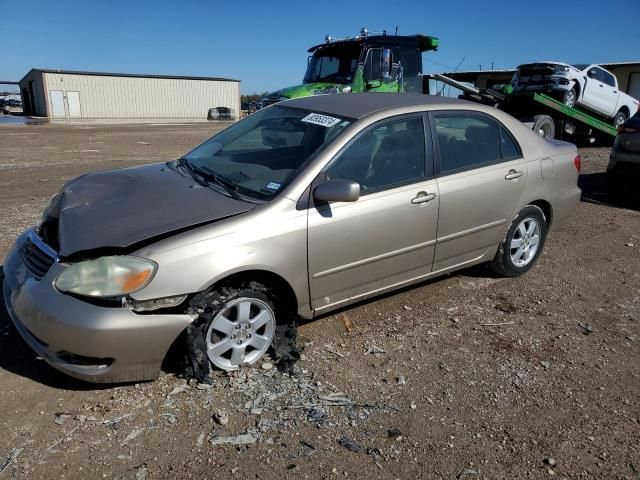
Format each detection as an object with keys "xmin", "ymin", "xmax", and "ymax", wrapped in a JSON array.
[
  {"xmin": 261, "ymin": 28, "xmax": 619, "ymax": 143},
  {"xmin": 430, "ymin": 73, "xmax": 618, "ymax": 142}
]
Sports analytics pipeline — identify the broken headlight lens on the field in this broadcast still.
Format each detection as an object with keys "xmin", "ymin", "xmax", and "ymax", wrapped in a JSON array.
[{"xmin": 55, "ymin": 256, "xmax": 157, "ymax": 298}]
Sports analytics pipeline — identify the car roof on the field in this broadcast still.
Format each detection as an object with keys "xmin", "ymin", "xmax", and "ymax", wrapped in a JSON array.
[{"xmin": 279, "ymin": 93, "xmax": 472, "ymax": 119}]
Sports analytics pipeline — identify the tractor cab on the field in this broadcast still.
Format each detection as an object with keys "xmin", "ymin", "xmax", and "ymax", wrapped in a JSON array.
[{"xmin": 261, "ymin": 28, "xmax": 439, "ymax": 107}]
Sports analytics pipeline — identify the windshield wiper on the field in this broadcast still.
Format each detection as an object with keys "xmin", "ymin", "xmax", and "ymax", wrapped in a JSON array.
[{"xmin": 179, "ymin": 158, "xmax": 244, "ymax": 201}]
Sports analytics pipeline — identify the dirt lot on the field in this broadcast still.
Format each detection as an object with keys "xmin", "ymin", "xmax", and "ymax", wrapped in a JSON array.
[{"xmin": 0, "ymin": 123, "xmax": 638, "ymax": 479}]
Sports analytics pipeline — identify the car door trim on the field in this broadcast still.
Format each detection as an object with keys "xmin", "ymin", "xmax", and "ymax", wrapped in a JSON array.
[
  {"xmin": 312, "ymin": 238, "xmax": 437, "ymax": 279},
  {"xmin": 437, "ymin": 218, "xmax": 506, "ymax": 244}
]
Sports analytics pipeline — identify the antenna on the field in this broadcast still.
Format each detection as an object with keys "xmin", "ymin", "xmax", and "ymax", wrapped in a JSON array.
[{"xmin": 395, "ymin": 25, "xmax": 399, "ymax": 35}]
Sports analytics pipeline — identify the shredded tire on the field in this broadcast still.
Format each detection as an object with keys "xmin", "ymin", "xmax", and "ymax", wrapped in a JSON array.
[{"xmin": 181, "ymin": 281, "xmax": 280, "ymax": 383}]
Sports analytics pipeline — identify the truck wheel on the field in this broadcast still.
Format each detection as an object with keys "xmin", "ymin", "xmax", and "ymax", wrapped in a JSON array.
[
  {"xmin": 532, "ymin": 115, "xmax": 555, "ymax": 139},
  {"xmin": 612, "ymin": 111, "xmax": 627, "ymax": 129},
  {"xmin": 562, "ymin": 87, "xmax": 577, "ymax": 108}
]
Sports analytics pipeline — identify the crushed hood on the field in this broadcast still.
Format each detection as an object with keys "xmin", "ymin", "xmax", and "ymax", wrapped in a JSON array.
[{"xmin": 55, "ymin": 162, "xmax": 254, "ymax": 257}]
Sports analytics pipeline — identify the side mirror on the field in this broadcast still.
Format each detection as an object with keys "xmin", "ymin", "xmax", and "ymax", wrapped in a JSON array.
[
  {"xmin": 587, "ymin": 69, "xmax": 596, "ymax": 78},
  {"xmin": 313, "ymin": 180, "xmax": 360, "ymax": 203}
]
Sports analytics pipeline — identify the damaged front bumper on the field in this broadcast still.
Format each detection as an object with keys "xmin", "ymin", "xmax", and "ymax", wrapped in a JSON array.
[
  {"xmin": 2, "ymin": 229, "xmax": 195, "ymax": 383},
  {"xmin": 513, "ymin": 76, "xmax": 573, "ymax": 94}
]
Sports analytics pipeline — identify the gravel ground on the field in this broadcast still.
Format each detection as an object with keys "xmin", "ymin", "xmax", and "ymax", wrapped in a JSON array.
[{"xmin": 0, "ymin": 123, "xmax": 638, "ymax": 480}]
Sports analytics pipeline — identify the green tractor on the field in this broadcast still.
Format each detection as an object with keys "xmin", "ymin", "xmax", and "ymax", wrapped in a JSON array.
[{"xmin": 261, "ymin": 28, "xmax": 439, "ymax": 107}]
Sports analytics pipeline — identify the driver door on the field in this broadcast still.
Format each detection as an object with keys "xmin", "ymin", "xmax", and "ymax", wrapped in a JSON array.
[{"xmin": 307, "ymin": 115, "xmax": 439, "ymax": 313}]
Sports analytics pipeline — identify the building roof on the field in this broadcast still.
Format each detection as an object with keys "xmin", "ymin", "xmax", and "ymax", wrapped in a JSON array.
[
  {"xmin": 280, "ymin": 92, "xmax": 469, "ymax": 119},
  {"xmin": 20, "ymin": 68, "xmax": 239, "ymax": 84}
]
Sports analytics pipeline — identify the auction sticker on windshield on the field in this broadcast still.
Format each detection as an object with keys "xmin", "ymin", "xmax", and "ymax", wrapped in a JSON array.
[{"xmin": 301, "ymin": 113, "xmax": 341, "ymax": 128}]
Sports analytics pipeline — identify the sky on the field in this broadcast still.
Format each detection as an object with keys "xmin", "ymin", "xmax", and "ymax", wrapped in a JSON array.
[{"xmin": 2, "ymin": 0, "xmax": 639, "ymax": 94}]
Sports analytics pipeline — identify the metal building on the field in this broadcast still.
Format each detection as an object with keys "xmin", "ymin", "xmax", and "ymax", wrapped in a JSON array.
[{"xmin": 19, "ymin": 69, "xmax": 241, "ymax": 119}]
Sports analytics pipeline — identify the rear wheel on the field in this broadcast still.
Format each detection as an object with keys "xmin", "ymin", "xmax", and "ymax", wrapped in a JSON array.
[
  {"xmin": 562, "ymin": 87, "xmax": 577, "ymax": 108},
  {"xmin": 532, "ymin": 115, "xmax": 555, "ymax": 140},
  {"xmin": 490, "ymin": 205, "xmax": 548, "ymax": 277},
  {"xmin": 612, "ymin": 110, "xmax": 627, "ymax": 129}
]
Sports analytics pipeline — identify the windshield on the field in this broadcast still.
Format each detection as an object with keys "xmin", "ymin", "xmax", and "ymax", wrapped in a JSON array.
[
  {"xmin": 303, "ymin": 46, "xmax": 361, "ymax": 84},
  {"xmin": 182, "ymin": 106, "xmax": 353, "ymax": 200},
  {"xmin": 571, "ymin": 64, "xmax": 589, "ymax": 70}
]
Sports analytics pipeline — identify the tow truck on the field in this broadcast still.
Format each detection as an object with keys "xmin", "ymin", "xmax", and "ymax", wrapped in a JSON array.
[
  {"xmin": 261, "ymin": 28, "xmax": 439, "ymax": 107},
  {"xmin": 262, "ymin": 28, "xmax": 619, "ymax": 143}
]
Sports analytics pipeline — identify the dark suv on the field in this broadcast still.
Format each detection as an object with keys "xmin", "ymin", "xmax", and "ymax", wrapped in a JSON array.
[{"xmin": 608, "ymin": 111, "xmax": 640, "ymax": 199}]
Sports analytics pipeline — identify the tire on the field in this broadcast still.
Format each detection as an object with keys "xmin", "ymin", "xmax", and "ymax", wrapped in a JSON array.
[
  {"xmin": 532, "ymin": 115, "xmax": 555, "ymax": 140},
  {"xmin": 562, "ymin": 87, "xmax": 577, "ymax": 108},
  {"xmin": 182, "ymin": 281, "xmax": 278, "ymax": 381},
  {"xmin": 490, "ymin": 205, "xmax": 548, "ymax": 277},
  {"xmin": 612, "ymin": 110, "xmax": 627, "ymax": 129}
]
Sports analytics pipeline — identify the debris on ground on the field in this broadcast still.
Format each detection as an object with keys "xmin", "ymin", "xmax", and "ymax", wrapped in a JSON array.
[
  {"xmin": 342, "ymin": 314, "xmax": 353, "ymax": 333},
  {"xmin": 213, "ymin": 410, "xmax": 229, "ymax": 426},
  {"xmin": 209, "ymin": 433, "xmax": 257, "ymax": 446},
  {"xmin": 0, "ymin": 448, "xmax": 23, "ymax": 476},
  {"xmin": 338, "ymin": 437, "xmax": 362, "ymax": 453}
]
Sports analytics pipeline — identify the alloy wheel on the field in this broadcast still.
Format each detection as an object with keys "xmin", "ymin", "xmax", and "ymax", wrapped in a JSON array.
[
  {"xmin": 205, "ymin": 297, "xmax": 276, "ymax": 370},
  {"xmin": 510, "ymin": 217, "xmax": 541, "ymax": 267}
]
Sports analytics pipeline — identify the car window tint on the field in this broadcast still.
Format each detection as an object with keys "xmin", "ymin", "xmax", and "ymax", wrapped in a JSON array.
[
  {"xmin": 602, "ymin": 71, "xmax": 616, "ymax": 87},
  {"xmin": 433, "ymin": 113, "xmax": 502, "ymax": 173},
  {"xmin": 589, "ymin": 68, "xmax": 603, "ymax": 82},
  {"xmin": 327, "ymin": 117, "xmax": 426, "ymax": 192},
  {"xmin": 500, "ymin": 126, "xmax": 522, "ymax": 160}
]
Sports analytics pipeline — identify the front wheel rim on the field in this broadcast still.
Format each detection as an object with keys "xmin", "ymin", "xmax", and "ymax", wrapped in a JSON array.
[
  {"xmin": 510, "ymin": 217, "xmax": 541, "ymax": 267},
  {"xmin": 614, "ymin": 115, "xmax": 626, "ymax": 128},
  {"xmin": 205, "ymin": 297, "xmax": 276, "ymax": 371}
]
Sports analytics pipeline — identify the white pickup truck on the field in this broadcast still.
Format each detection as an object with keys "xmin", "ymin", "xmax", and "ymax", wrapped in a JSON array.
[{"xmin": 512, "ymin": 62, "xmax": 639, "ymax": 128}]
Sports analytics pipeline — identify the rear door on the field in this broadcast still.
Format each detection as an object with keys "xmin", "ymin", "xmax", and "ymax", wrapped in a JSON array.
[
  {"xmin": 430, "ymin": 111, "xmax": 527, "ymax": 272},
  {"xmin": 599, "ymin": 69, "xmax": 619, "ymax": 117},
  {"xmin": 582, "ymin": 67, "xmax": 612, "ymax": 115},
  {"xmin": 307, "ymin": 114, "xmax": 439, "ymax": 312}
]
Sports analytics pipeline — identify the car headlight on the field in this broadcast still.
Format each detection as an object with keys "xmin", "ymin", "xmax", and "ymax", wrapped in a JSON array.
[{"xmin": 55, "ymin": 256, "xmax": 157, "ymax": 298}]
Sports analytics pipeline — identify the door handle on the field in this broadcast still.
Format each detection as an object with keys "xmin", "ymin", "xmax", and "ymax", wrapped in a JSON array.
[
  {"xmin": 411, "ymin": 191, "xmax": 437, "ymax": 204},
  {"xmin": 505, "ymin": 169, "xmax": 524, "ymax": 180}
]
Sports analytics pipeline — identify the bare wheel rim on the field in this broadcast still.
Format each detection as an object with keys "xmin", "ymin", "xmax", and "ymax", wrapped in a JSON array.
[
  {"xmin": 206, "ymin": 297, "xmax": 276, "ymax": 371},
  {"xmin": 564, "ymin": 90, "xmax": 576, "ymax": 107},
  {"xmin": 510, "ymin": 217, "xmax": 541, "ymax": 268}
]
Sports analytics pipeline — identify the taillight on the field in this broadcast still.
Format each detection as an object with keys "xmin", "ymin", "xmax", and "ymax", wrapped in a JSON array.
[
  {"xmin": 618, "ymin": 125, "xmax": 638, "ymax": 134},
  {"xmin": 574, "ymin": 155, "xmax": 581, "ymax": 172}
]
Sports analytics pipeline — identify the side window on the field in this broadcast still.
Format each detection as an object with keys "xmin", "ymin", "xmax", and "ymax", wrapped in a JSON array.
[
  {"xmin": 588, "ymin": 68, "xmax": 603, "ymax": 82},
  {"xmin": 433, "ymin": 113, "xmax": 502, "ymax": 173},
  {"xmin": 602, "ymin": 71, "xmax": 616, "ymax": 87},
  {"xmin": 327, "ymin": 116, "xmax": 427, "ymax": 192},
  {"xmin": 500, "ymin": 126, "xmax": 522, "ymax": 160}
]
